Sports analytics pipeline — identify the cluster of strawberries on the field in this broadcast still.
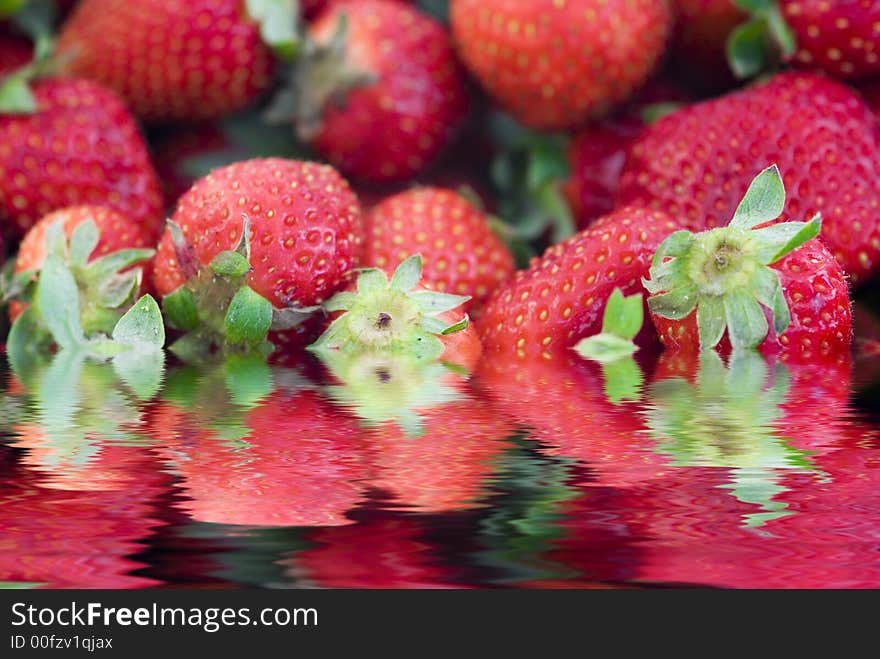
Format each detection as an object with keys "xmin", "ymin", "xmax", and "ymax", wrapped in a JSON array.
[{"xmin": 1, "ymin": 0, "xmax": 876, "ymax": 373}]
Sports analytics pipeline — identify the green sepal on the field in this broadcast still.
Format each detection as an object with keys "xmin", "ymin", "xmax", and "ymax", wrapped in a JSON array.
[
  {"xmin": 752, "ymin": 214, "xmax": 821, "ymax": 264},
  {"xmin": 0, "ymin": 0, "xmax": 27, "ymax": 18},
  {"xmin": 245, "ymin": 0, "xmax": 300, "ymax": 63},
  {"xmin": 324, "ymin": 291, "xmax": 356, "ymax": 312},
  {"xmin": 162, "ymin": 286, "xmax": 200, "ymax": 331},
  {"xmin": 574, "ymin": 289, "xmax": 644, "ymax": 363},
  {"xmin": 730, "ymin": 164, "xmax": 785, "ymax": 230},
  {"xmin": 645, "ymin": 286, "xmax": 698, "ymax": 320},
  {"xmin": 751, "ymin": 266, "xmax": 790, "ymax": 336},
  {"xmin": 410, "ymin": 290, "xmax": 471, "ymax": 315},
  {"xmin": 0, "ymin": 73, "xmax": 37, "ymax": 114},
  {"xmin": 270, "ymin": 304, "xmax": 320, "ymax": 331},
  {"xmin": 575, "ymin": 333, "xmax": 638, "ymax": 363},
  {"xmin": 69, "ymin": 219, "xmax": 100, "ymax": 268},
  {"xmin": 111, "ymin": 294, "xmax": 166, "ymax": 351},
  {"xmin": 95, "ymin": 269, "xmax": 141, "ymax": 310},
  {"xmin": 36, "ymin": 251, "xmax": 85, "ymax": 350},
  {"xmin": 6, "ymin": 305, "xmax": 50, "ymax": 374},
  {"xmin": 81, "ymin": 248, "xmax": 155, "ymax": 287},
  {"xmin": 723, "ymin": 289, "xmax": 769, "ymax": 351},
  {"xmin": 695, "ymin": 295, "xmax": 726, "ymax": 350},
  {"xmin": 225, "ymin": 286, "xmax": 273, "ymax": 347},
  {"xmin": 728, "ymin": 0, "xmax": 797, "ymax": 80},
  {"xmin": 357, "ymin": 268, "xmax": 388, "ymax": 294},
  {"xmin": 210, "ymin": 250, "xmax": 251, "ymax": 278},
  {"xmin": 390, "ymin": 254, "xmax": 422, "ymax": 292},
  {"xmin": 440, "ymin": 316, "xmax": 469, "ymax": 335}
]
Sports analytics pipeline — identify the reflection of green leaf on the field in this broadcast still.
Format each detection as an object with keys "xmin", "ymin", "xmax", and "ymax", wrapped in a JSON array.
[
  {"xmin": 0, "ymin": 582, "xmax": 46, "ymax": 589},
  {"xmin": 600, "ymin": 358, "xmax": 644, "ymax": 404},
  {"xmin": 112, "ymin": 349, "xmax": 165, "ymax": 401},
  {"xmin": 645, "ymin": 350, "xmax": 823, "ymax": 528}
]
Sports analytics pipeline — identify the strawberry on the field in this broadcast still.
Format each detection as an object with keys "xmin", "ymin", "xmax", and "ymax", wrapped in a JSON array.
[
  {"xmin": 9, "ymin": 205, "xmax": 154, "ymax": 324},
  {"xmin": 286, "ymin": 0, "xmax": 468, "ymax": 183},
  {"xmin": 152, "ymin": 158, "xmax": 363, "ymax": 352},
  {"xmin": 781, "ymin": 0, "xmax": 880, "ymax": 79},
  {"xmin": 0, "ymin": 78, "xmax": 164, "ymax": 239},
  {"xmin": 362, "ymin": 187, "xmax": 515, "ymax": 311},
  {"xmin": 56, "ymin": 0, "xmax": 279, "ymax": 122},
  {"xmin": 479, "ymin": 206, "xmax": 681, "ymax": 361},
  {"xmin": 669, "ymin": 0, "xmax": 746, "ymax": 93},
  {"xmin": 311, "ymin": 255, "xmax": 482, "ymax": 370},
  {"xmin": 0, "ymin": 29, "xmax": 30, "ymax": 77},
  {"xmin": 449, "ymin": 0, "xmax": 673, "ymax": 130},
  {"xmin": 643, "ymin": 165, "xmax": 852, "ymax": 360},
  {"xmin": 618, "ymin": 72, "xmax": 880, "ymax": 284}
]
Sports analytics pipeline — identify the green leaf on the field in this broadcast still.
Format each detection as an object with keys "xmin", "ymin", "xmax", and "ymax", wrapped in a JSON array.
[
  {"xmin": 646, "ymin": 285, "xmax": 698, "ymax": 321},
  {"xmin": 600, "ymin": 357, "xmax": 644, "ymax": 404},
  {"xmin": 535, "ymin": 183, "xmax": 576, "ymax": 244},
  {"xmin": 649, "ymin": 230, "xmax": 695, "ymax": 268},
  {"xmin": 765, "ymin": 3, "xmax": 796, "ymax": 57},
  {"xmin": 245, "ymin": 0, "xmax": 300, "ymax": 63},
  {"xmin": 43, "ymin": 217, "xmax": 67, "ymax": 259},
  {"xmin": 307, "ymin": 314, "xmax": 347, "ymax": 353},
  {"xmin": 390, "ymin": 254, "xmax": 422, "ymax": 292},
  {"xmin": 601, "ymin": 289, "xmax": 643, "ymax": 341},
  {"xmin": 68, "ymin": 219, "xmax": 100, "ymax": 268},
  {"xmin": 324, "ymin": 291, "xmax": 356, "ymax": 312},
  {"xmin": 574, "ymin": 333, "xmax": 638, "ymax": 363},
  {"xmin": 752, "ymin": 214, "xmax": 821, "ymax": 264},
  {"xmin": 112, "ymin": 295, "xmax": 166, "ymax": 350},
  {"xmin": 421, "ymin": 315, "xmax": 450, "ymax": 334},
  {"xmin": 727, "ymin": 17, "xmax": 770, "ymax": 79},
  {"xmin": 723, "ymin": 290, "xmax": 769, "ymax": 350},
  {"xmin": 356, "ymin": 268, "xmax": 388, "ymax": 294},
  {"xmin": 752, "ymin": 266, "xmax": 791, "ymax": 336},
  {"xmin": 440, "ymin": 316, "xmax": 469, "ymax": 335},
  {"xmin": 6, "ymin": 306, "xmax": 48, "ymax": 374},
  {"xmin": 82, "ymin": 248, "xmax": 155, "ymax": 287},
  {"xmin": 730, "ymin": 165, "xmax": 785, "ymax": 229},
  {"xmin": 409, "ymin": 331, "xmax": 446, "ymax": 362},
  {"xmin": 410, "ymin": 290, "xmax": 470, "ymax": 315},
  {"xmin": 36, "ymin": 252, "xmax": 85, "ymax": 349},
  {"xmin": 696, "ymin": 295, "xmax": 727, "ymax": 350},
  {"xmin": 225, "ymin": 286, "xmax": 273, "ymax": 346},
  {"xmin": 96, "ymin": 271, "xmax": 140, "ymax": 309},
  {"xmin": 162, "ymin": 286, "xmax": 200, "ymax": 332},
  {"xmin": 210, "ymin": 250, "xmax": 251, "ymax": 278},
  {"xmin": 0, "ymin": 73, "xmax": 36, "ymax": 113}
]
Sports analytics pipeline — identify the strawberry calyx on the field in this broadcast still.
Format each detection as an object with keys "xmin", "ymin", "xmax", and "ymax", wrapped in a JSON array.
[
  {"xmin": 0, "ymin": 0, "xmax": 62, "ymax": 113},
  {"xmin": 265, "ymin": 12, "xmax": 376, "ymax": 141},
  {"xmin": 309, "ymin": 254, "xmax": 470, "ymax": 362},
  {"xmin": 161, "ymin": 216, "xmax": 320, "ymax": 359},
  {"xmin": 643, "ymin": 164, "xmax": 821, "ymax": 351},
  {"xmin": 8, "ymin": 217, "xmax": 155, "ymax": 337},
  {"xmin": 318, "ymin": 347, "xmax": 465, "ymax": 437},
  {"xmin": 726, "ymin": 0, "xmax": 796, "ymax": 79}
]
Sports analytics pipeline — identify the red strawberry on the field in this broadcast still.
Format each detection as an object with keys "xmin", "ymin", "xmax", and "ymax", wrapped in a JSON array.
[
  {"xmin": 479, "ymin": 206, "xmax": 681, "ymax": 361},
  {"xmin": 0, "ymin": 30, "xmax": 30, "ymax": 77},
  {"xmin": 9, "ymin": 205, "xmax": 154, "ymax": 323},
  {"xmin": 362, "ymin": 187, "xmax": 514, "ymax": 311},
  {"xmin": 153, "ymin": 388, "xmax": 370, "ymax": 527},
  {"xmin": 294, "ymin": 0, "xmax": 468, "ymax": 183},
  {"xmin": 152, "ymin": 158, "xmax": 362, "ymax": 350},
  {"xmin": 782, "ymin": 0, "xmax": 880, "ymax": 79},
  {"xmin": 669, "ymin": 0, "xmax": 746, "ymax": 93},
  {"xmin": 643, "ymin": 165, "xmax": 852, "ymax": 360},
  {"xmin": 0, "ymin": 78, "xmax": 164, "ymax": 239},
  {"xmin": 617, "ymin": 72, "xmax": 880, "ymax": 283},
  {"xmin": 56, "ymin": 0, "xmax": 276, "ymax": 122},
  {"xmin": 449, "ymin": 0, "xmax": 673, "ymax": 130}
]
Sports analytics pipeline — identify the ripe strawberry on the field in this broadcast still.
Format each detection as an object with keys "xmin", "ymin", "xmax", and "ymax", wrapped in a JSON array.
[
  {"xmin": 312, "ymin": 255, "xmax": 482, "ymax": 370},
  {"xmin": 9, "ymin": 205, "xmax": 154, "ymax": 323},
  {"xmin": 782, "ymin": 0, "xmax": 880, "ymax": 79},
  {"xmin": 0, "ymin": 29, "xmax": 30, "ymax": 77},
  {"xmin": 292, "ymin": 0, "xmax": 468, "ymax": 183},
  {"xmin": 0, "ymin": 78, "xmax": 164, "ymax": 238},
  {"xmin": 643, "ymin": 165, "xmax": 852, "ymax": 360},
  {"xmin": 617, "ymin": 72, "xmax": 880, "ymax": 283},
  {"xmin": 56, "ymin": 0, "xmax": 277, "ymax": 122},
  {"xmin": 362, "ymin": 187, "xmax": 515, "ymax": 311},
  {"xmin": 479, "ymin": 206, "xmax": 681, "ymax": 361},
  {"xmin": 153, "ymin": 388, "xmax": 370, "ymax": 527},
  {"xmin": 152, "ymin": 158, "xmax": 363, "ymax": 350},
  {"xmin": 669, "ymin": 0, "xmax": 746, "ymax": 92},
  {"xmin": 449, "ymin": 0, "xmax": 673, "ymax": 130}
]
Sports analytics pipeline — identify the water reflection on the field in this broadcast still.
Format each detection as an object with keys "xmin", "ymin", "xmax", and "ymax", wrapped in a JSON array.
[{"xmin": 1, "ymin": 341, "xmax": 880, "ymax": 588}]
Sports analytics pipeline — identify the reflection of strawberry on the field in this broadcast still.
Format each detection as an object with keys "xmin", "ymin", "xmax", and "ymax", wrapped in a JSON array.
[
  {"xmin": 478, "ymin": 351, "xmax": 671, "ymax": 489},
  {"xmin": 0, "ymin": 464, "xmax": 168, "ymax": 588},
  {"xmin": 292, "ymin": 517, "xmax": 458, "ymax": 588},
  {"xmin": 154, "ymin": 389, "xmax": 370, "ymax": 527},
  {"xmin": 364, "ymin": 397, "xmax": 511, "ymax": 514}
]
